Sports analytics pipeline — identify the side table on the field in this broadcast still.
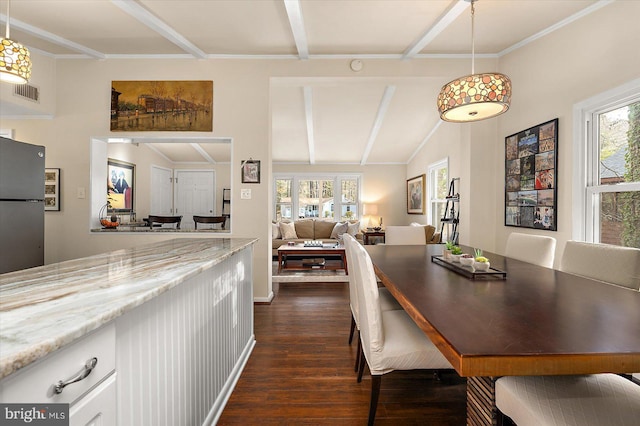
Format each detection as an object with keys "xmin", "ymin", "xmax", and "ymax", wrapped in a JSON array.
[{"xmin": 363, "ymin": 230, "xmax": 385, "ymax": 245}]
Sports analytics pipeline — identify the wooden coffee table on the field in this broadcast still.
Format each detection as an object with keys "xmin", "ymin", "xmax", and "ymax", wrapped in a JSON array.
[{"xmin": 277, "ymin": 243, "xmax": 348, "ymax": 274}]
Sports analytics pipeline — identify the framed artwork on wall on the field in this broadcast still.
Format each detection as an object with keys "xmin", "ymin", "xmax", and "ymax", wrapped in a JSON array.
[
  {"xmin": 241, "ymin": 159, "xmax": 260, "ymax": 184},
  {"xmin": 44, "ymin": 168, "xmax": 60, "ymax": 211},
  {"xmin": 505, "ymin": 118, "xmax": 558, "ymax": 231},
  {"xmin": 110, "ymin": 80, "xmax": 213, "ymax": 132},
  {"xmin": 108, "ymin": 158, "xmax": 135, "ymax": 212},
  {"xmin": 407, "ymin": 174, "xmax": 425, "ymax": 214}
]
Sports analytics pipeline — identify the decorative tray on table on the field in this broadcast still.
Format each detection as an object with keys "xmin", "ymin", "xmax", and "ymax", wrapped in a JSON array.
[{"xmin": 431, "ymin": 256, "xmax": 507, "ymax": 280}]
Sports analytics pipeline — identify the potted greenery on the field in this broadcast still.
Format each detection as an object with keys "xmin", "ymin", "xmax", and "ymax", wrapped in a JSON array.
[
  {"xmin": 450, "ymin": 245, "xmax": 463, "ymax": 262},
  {"xmin": 443, "ymin": 240, "xmax": 456, "ymax": 259},
  {"xmin": 474, "ymin": 248, "xmax": 490, "ymax": 271}
]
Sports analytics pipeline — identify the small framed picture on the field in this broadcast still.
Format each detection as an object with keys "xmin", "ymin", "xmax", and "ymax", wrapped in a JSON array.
[
  {"xmin": 44, "ymin": 168, "xmax": 61, "ymax": 211},
  {"xmin": 241, "ymin": 159, "xmax": 260, "ymax": 184},
  {"xmin": 407, "ymin": 174, "xmax": 425, "ymax": 214}
]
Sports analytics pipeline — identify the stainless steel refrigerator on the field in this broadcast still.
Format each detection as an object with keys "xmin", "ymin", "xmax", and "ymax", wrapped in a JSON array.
[{"xmin": 0, "ymin": 136, "xmax": 45, "ymax": 274}]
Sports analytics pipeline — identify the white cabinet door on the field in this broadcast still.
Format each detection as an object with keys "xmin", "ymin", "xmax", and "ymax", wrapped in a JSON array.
[{"xmin": 70, "ymin": 374, "xmax": 116, "ymax": 426}]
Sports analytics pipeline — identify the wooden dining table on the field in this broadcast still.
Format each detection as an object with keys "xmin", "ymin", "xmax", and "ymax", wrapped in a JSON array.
[{"xmin": 366, "ymin": 244, "xmax": 640, "ymax": 426}]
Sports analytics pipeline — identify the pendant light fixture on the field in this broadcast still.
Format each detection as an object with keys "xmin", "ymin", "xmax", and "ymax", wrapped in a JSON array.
[
  {"xmin": 437, "ymin": 0, "xmax": 510, "ymax": 122},
  {"xmin": 0, "ymin": 0, "xmax": 31, "ymax": 84}
]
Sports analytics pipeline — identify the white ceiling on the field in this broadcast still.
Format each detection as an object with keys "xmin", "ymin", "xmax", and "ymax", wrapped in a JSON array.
[{"xmin": 0, "ymin": 0, "xmax": 609, "ymax": 164}]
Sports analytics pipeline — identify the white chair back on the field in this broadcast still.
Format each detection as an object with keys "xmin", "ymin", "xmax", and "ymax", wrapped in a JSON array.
[
  {"xmin": 560, "ymin": 241, "xmax": 640, "ymax": 290},
  {"xmin": 385, "ymin": 225, "xmax": 426, "ymax": 245},
  {"xmin": 505, "ymin": 232, "xmax": 556, "ymax": 268},
  {"xmin": 343, "ymin": 234, "xmax": 361, "ymax": 328},
  {"xmin": 350, "ymin": 240, "xmax": 385, "ymax": 354}
]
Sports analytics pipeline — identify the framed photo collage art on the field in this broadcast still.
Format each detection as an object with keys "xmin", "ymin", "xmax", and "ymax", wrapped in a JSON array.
[{"xmin": 505, "ymin": 118, "xmax": 558, "ymax": 231}]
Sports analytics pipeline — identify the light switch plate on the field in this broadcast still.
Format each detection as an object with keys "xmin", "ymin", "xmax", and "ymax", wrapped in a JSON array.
[
  {"xmin": 241, "ymin": 189, "xmax": 251, "ymax": 199},
  {"xmin": 77, "ymin": 187, "xmax": 86, "ymax": 199}
]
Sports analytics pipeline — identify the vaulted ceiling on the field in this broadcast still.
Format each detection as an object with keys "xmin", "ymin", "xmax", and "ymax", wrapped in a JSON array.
[{"xmin": 1, "ymin": 0, "xmax": 608, "ymax": 164}]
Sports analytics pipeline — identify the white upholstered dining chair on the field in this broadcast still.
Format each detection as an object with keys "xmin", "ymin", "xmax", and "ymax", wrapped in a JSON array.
[
  {"xmin": 560, "ymin": 241, "xmax": 640, "ymax": 290},
  {"xmin": 496, "ymin": 241, "xmax": 640, "ymax": 426},
  {"xmin": 505, "ymin": 232, "xmax": 557, "ymax": 268},
  {"xmin": 496, "ymin": 374, "xmax": 640, "ymax": 426},
  {"xmin": 349, "ymin": 238, "xmax": 453, "ymax": 425},
  {"xmin": 343, "ymin": 234, "xmax": 401, "ymax": 373},
  {"xmin": 384, "ymin": 225, "xmax": 427, "ymax": 245}
]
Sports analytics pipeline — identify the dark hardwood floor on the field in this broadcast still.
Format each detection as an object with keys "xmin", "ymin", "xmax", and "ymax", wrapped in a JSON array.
[{"xmin": 218, "ymin": 282, "xmax": 467, "ymax": 425}]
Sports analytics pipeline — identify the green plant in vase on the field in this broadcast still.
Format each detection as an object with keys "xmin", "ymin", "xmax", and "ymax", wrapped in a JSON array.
[
  {"xmin": 449, "ymin": 245, "xmax": 463, "ymax": 263},
  {"xmin": 474, "ymin": 248, "xmax": 490, "ymax": 271},
  {"xmin": 443, "ymin": 240, "xmax": 455, "ymax": 259}
]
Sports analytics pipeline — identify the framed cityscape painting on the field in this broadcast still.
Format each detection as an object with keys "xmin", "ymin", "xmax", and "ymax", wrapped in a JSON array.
[
  {"xmin": 110, "ymin": 80, "xmax": 213, "ymax": 131},
  {"xmin": 505, "ymin": 118, "xmax": 558, "ymax": 231}
]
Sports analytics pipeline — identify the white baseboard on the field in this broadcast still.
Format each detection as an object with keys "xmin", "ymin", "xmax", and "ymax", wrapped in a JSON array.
[{"xmin": 254, "ymin": 291, "xmax": 274, "ymax": 303}]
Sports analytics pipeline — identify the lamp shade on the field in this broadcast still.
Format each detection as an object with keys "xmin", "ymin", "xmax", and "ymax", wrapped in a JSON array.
[
  {"xmin": 363, "ymin": 203, "xmax": 378, "ymax": 216},
  {"xmin": 0, "ymin": 37, "xmax": 31, "ymax": 84},
  {"xmin": 437, "ymin": 73, "xmax": 511, "ymax": 122}
]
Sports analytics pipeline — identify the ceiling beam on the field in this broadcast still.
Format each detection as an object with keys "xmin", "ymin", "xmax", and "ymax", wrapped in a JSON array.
[
  {"xmin": 499, "ymin": 0, "xmax": 615, "ymax": 57},
  {"xmin": 284, "ymin": 0, "xmax": 309, "ymax": 60},
  {"xmin": 303, "ymin": 86, "xmax": 315, "ymax": 164},
  {"xmin": 0, "ymin": 14, "xmax": 105, "ymax": 59},
  {"xmin": 110, "ymin": 0, "xmax": 207, "ymax": 59},
  {"xmin": 402, "ymin": 0, "xmax": 470, "ymax": 60},
  {"xmin": 407, "ymin": 120, "xmax": 443, "ymax": 164},
  {"xmin": 191, "ymin": 143, "xmax": 216, "ymax": 164},
  {"xmin": 360, "ymin": 86, "xmax": 396, "ymax": 166}
]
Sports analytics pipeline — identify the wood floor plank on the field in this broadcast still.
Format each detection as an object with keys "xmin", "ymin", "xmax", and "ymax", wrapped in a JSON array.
[{"xmin": 218, "ymin": 282, "xmax": 467, "ymax": 425}]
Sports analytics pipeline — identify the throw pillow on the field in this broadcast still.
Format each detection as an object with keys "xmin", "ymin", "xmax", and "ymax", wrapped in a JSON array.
[
  {"xmin": 294, "ymin": 219, "xmax": 314, "ymax": 239},
  {"xmin": 279, "ymin": 221, "xmax": 298, "ymax": 240},
  {"xmin": 314, "ymin": 220, "xmax": 337, "ymax": 239},
  {"xmin": 347, "ymin": 221, "xmax": 360, "ymax": 236},
  {"xmin": 330, "ymin": 222, "xmax": 348, "ymax": 239},
  {"xmin": 272, "ymin": 222, "xmax": 281, "ymax": 239}
]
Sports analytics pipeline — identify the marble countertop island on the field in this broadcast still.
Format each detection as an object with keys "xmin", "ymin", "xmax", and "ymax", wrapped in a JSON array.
[{"xmin": 0, "ymin": 238, "xmax": 257, "ymax": 379}]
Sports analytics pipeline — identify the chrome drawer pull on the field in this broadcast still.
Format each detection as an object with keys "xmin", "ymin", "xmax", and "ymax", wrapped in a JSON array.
[{"xmin": 53, "ymin": 357, "xmax": 98, "ymax": 394}]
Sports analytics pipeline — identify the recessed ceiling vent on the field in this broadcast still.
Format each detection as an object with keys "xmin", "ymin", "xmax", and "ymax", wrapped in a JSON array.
[{"xmin": 13, "ymin": 83, "xmax": 40, "ymax": 103}]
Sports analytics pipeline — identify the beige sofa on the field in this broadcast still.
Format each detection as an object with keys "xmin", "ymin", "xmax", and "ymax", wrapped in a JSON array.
[{"xmin": 272, "ymin": 219, "xmax": 362, "ymax": 257}]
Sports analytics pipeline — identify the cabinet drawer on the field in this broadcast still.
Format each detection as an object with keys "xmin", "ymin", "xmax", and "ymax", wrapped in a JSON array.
[
  {"xmin": 69, "ymin": 373, "xmax": 116, "ymax": 426},
  {"xmin": 0, "ymin": 323, "xmax": 115, "ymax": 404}
]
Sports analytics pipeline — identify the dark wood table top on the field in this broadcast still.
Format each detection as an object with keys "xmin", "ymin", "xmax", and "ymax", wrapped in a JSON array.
[{"xmin": 366, "ymin": 244, "xmax": 640, "ymax": 377}]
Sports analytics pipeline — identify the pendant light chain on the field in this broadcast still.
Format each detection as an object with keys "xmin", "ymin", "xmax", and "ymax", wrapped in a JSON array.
[
  {"xmin": 471, "ymin": 0, "xmax": 475, "ymax": 75},
  {"xmin": 5, "ymin": 0, "xmax": 11, "ymax": 39}
]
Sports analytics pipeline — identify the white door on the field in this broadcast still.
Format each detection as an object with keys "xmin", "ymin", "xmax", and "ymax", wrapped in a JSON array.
[
  {"xmin": 175, "ymin": 170, "xmax": 215, "ymax": 229},
  {"xmin": 150, "ymin": 166, "xmax": 173, "ymax": 215}
]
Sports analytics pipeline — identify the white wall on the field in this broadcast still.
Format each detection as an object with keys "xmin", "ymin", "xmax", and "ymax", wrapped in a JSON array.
[
  {"xmin": 408, "ymin": 0, "xmax": 640, "ymax": 264},
  {"xmin": 495, "ymin": 0, "xmax": 640, "ymax": 265}
]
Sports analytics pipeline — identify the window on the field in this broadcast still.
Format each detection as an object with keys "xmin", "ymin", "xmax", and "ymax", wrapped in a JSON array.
[
  {"xmin": 274, "ymin": 174, "xmax": 361, "ymax": 222},
  {"xmin": 275, "ymin": 178, "xmax": 293, "ymax": 220},
  {"xmin": 575, "ymin": 81, "xmax": 640, "ymax": 248},
  {"xmin": 427, "ymin": 159, "xmax": 449, "ymax": 230}
]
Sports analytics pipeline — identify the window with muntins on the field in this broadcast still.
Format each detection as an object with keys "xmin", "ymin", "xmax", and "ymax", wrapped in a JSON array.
[
  {"xmin": 581, "ymin": 90, "xmax": 640, "ymax": 248},
  {"xmin": 274, "ymin": 174, "xmax": 361, "ymax": 222},
  {"xmin": 427, "ymin": 159, "xmax": 449, "ymax": 230}
]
